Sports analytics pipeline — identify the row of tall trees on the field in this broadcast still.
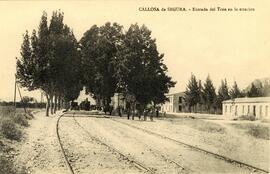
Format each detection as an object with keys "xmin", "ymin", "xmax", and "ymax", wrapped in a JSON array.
[
  {"xmin": 185, "ymin": 74, "xmax": 269, "ymax": 113},
  {"xmin": 80, "ymin": 23, "xmax": 175, "ymax": 116},
  {"xmin": 16, "ymin": 11, "xmax": 176, "ymax": 116},
  {"xmin": 16, "ymin": 11, "xmax": 82, "ymax": 116}
]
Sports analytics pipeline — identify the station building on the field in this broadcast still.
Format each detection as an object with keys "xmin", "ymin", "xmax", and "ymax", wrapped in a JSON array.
[
  {"xmin": 110, "ymin": 93, "xmax": 126, "ymax": 110},
  {"xmin": 160, "ymin": 92, "xmax": 186, "ymax": 113},
  {"xmin": 222, "ymin": 97, "xmax": 270, "ymax": 119}
]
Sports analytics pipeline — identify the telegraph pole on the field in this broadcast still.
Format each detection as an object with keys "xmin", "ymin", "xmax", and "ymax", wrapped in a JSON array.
[
  {"xmin": 17, "ymin": 84, "xmax": 27, "ymax": 114},
  {"xmin": 14, "ymin": 74, "xmax": 17, "ymax": 110}
]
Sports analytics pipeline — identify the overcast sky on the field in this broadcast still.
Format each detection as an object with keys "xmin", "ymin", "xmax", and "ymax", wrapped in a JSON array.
[{"xmin": 0, "ymin": 0, "xmax": 269, "ymax": 102}]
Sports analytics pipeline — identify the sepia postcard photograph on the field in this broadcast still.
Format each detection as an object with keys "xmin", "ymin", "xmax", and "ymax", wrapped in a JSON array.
[{"xmin": 0, "ymin": 0, "xmax": 269, "ymax": 173}]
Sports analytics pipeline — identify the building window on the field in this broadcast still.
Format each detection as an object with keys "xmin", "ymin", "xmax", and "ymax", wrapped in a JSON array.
[
  {"xmin": 266, "ymin": 106, "xmax": 268, "ymax": 117},
  {"xmin": 253, "ymin": 105, "xmax": 256, "ymax": 116},
  {"xmin": 179, "ymin": 97, "xmax": 182, "ymax": 103},
  {"xmin": 247, "ymin": 105, "xmax": 250, "ymax": 114},
  {"xmin": 225, "ymin": 105, "xmax": 227, "ymax": 113},
  {"xmin": 242, "ymin": 105, "xmax": 245, "ymax": 115},
  {"xmin": 235, "ymin": 105, "xmax": 238, "ymax": 116}
]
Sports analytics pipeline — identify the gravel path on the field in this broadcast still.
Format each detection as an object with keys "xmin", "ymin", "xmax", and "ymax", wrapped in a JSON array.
[{"xmin": 15, "ymin": 111, "xmax": 68, "ymax": 174}]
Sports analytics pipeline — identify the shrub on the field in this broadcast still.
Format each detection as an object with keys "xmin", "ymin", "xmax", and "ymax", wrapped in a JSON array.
[
  {"xmin": 247, "ymin": 124, "xmax": 270, "ymax": 140},
  {"xmin": 13, "ymin": 114, "xmax": 29, "ymax": 127},
  {"xmin": 231, "ymin": 123, "xmax": 270, "ymax": 140},
  {"xmin": 0, "ymin": 155, "xmax": 28, "ymax": 174},
  {"xmin": 0, "ymin": 155, "xmax": 16, "ymax": 174},
  {"xmin": 261, "ymin": 119, "xmax": 270, "ymax": 123},
  {"xmin": 236, "ymin": 115, "xmax": 256, "ymax": 121},
  {"xmin": 25, "ymin": 111, "xmax": 34, "ymax": 119},
  {"xmin": 0, "ymin": 119, "xmax": 22, "ymax": 140},
  {"xmin": 0, "ymin": 106, "xmax": 15, "ymax": 117},
  {"xmin": 193, "ymin": 120, "xmax": 226, "ymax": 134}
]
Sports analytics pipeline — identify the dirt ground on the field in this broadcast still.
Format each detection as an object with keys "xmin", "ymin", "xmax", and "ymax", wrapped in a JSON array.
[
  {"xmin": 116, "ymin": 116, "xmax": 269, "ymax": 171},
  {"xmin": 14, "ymin": 111, "xmax": 269, "ymax": 174},
  {"xmin": 14, "ymin": 111, "xmax": 67, "ymax": 174}
]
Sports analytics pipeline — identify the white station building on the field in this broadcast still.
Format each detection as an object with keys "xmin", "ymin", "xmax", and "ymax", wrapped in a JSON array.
[{"xmin": 222, "ymin": 97, "xmax": 270, "ymax": 119}]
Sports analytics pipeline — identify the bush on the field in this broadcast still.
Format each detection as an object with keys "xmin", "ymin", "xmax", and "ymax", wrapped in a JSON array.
[
  {"xmin": 13, "ymin": 114, "xmax": 29, "ymax": 127},
  {"xmin": 231, "ymin": 123, "xmax": 270, "ymax": 140},
  {"xmin": 193, "ymin": 120, "xmax": 226, "ymax": 134},
  {"xmin": 261, "ymin": 119, "xmax": 270, "ymax": 123},
  {"xmin": 235, "ymin": 115, "xmax": 256, "ymax": 121},
  {"xmin": 0, "ymin": 106, "xmax": 15, "ymax": 117},
  {"xmin": 247, "ymin": 125, "xmax": 270, "ymax": 140},
  {"xmin": 0, "ymin": 155, "xmax": 28, "ymax": 174},
  {"xmin": 0, "ymin": 119, "xmax": 22, "ymax": 140},
  {"xmin": 0, "ymin": 155, "xmax": 16, "ymax": 174}
]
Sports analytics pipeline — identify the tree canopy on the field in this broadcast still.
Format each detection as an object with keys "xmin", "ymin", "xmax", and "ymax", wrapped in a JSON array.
[
  {"xmin": 16, "ymin": 11, "xmax": 82, "ymax": 116},
  {"xmin": 80, "ymin": 23, "xmax": 175, "ymax": 113}
]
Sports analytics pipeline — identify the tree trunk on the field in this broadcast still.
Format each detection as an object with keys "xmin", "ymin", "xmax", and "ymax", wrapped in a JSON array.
[
  {"xmin": 142, "ymin": 105, "xmax": 146, "ymax": 121},
  {"xmin": 50, "ymin": 94, "xmax": 54, "ymax": 115},
  {"xmin": 132, "ymin": 103, "xmax": 135, "ymax": 120},
  {"xmin": 54, "ymin": 95, "xmax": 57, "ymax": 114},
  {"xmin": 45, "ymin": 94, "xmax": 50, "ymax": 117},
  {"xmin": 57, "ymin": 96, "xmax": 61, "ymax": 110}
]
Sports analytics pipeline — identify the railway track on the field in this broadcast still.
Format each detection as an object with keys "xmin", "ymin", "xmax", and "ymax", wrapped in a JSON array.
[
  {"xmin": 57, "ymin": 113, "xmax": 154, "ymax": 174},
  {"xmin": 57, "ymin": 112, "xmax": 269, "ymax": 174},
  {"xmin": 126, "ymin": 133, "xmax": 192, "ymax": 173},
  {"xmin": 62, "ymin": 113, "xmax": 191, "ymax": 173},
  {"xmin": 110, "ymin": 118, "xmax": 269, "ymax": 174},
  {"xmin": 56, "ymin": 113, "xmax": 75, "ymax": 174},
  {"xmin": 71, "ymin": 113, "xmax": 156, "ymax": 174}
]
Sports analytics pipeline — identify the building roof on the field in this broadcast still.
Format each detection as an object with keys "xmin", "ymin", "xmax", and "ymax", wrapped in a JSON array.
[{"xmin": 223, "ymin": 97, "xmax": 270, "ymax": 104}]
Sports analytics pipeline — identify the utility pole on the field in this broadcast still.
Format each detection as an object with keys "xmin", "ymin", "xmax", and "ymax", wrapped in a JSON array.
[
  {"xmin": 14, "ymin": 57, "xmax": 18, "ymax": 112},
  {"xmin": 14, "ymin": 74, "xmax": 17, "ymax": 110},
  {"xmin": 17, "ymin": 84, "xmax": 27, "ymax": 114}
]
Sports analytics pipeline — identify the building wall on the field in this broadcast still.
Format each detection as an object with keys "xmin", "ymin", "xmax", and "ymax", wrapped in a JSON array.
[
  {"xmin": 161, "ymin": 92, "xmax": 185, "ymax": 113},
  {"xmin": 173, "ymin": 93, "xmax": 185, "ymax": 112},
  {"xmin": 223, "ymin": 102, "xmax": 270, "ymax": 119},
  {"xmin": 161, "ymin": 95, "xmax": 174, "ymax": 113},
  {"xmin": 111, "ymin": 93, "xmax": 126, "ymax": 110}
]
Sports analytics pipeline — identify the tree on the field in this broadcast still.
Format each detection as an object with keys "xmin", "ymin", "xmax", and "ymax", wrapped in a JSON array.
[
  {"xmin": 185, "ymin": 74, "xmax": 200, "ymax": 112},
  {"xmin": 216, "ymin": 79, "xmax": 230, "ymax": 110},
  {"xmin": 123, "ymin": 24, "xmax": 175, "ymax": 118},
  {"xmin": 21, "ymin": 96, "xmax": 34, "ymax": 104},
  {"xmin": 229, "ymin": 81, "xmax": 243, "ymax": 99},
  {"xmin": 80, "ymin": 22, "xmax": 123, "ymax": 112},
  {"xmin": 247, "ymin": 83, "xmax": 262, "ymax": 97},
  {"xmin": 197, "ymin": 80, "xmax": 204, "ymax": 112},
  {"xmin": 81, "ymin": 23, "xmax": 175, "ymax": 118},
  {"xmin": 202, "ymin": 75, "xmax": 217, "ymax": 113},
  {"xmin": 17, "ymin": 11, "xmax": 81, "ymax": 116},
  {"xmin": 16, "ymin": 31, "xmax": 37, "ymax": 89},
  {"xmin": 262, "ymin": 81, "xmax": 270, "ymax": 96}
]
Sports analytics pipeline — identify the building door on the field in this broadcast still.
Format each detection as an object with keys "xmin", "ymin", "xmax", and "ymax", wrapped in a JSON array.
[
  {"xmin": 179, "ymin": 105, "xmax": 182, "ymax": 112},
  {"xmin": 253, "ymin": 105, "xmax": 256, "ymax": 116}
]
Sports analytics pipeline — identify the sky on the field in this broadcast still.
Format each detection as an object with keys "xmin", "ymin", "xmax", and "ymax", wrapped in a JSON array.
[{"xmin": 0, "ymin": 0, "xmax": 269, "ymax": 102}]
